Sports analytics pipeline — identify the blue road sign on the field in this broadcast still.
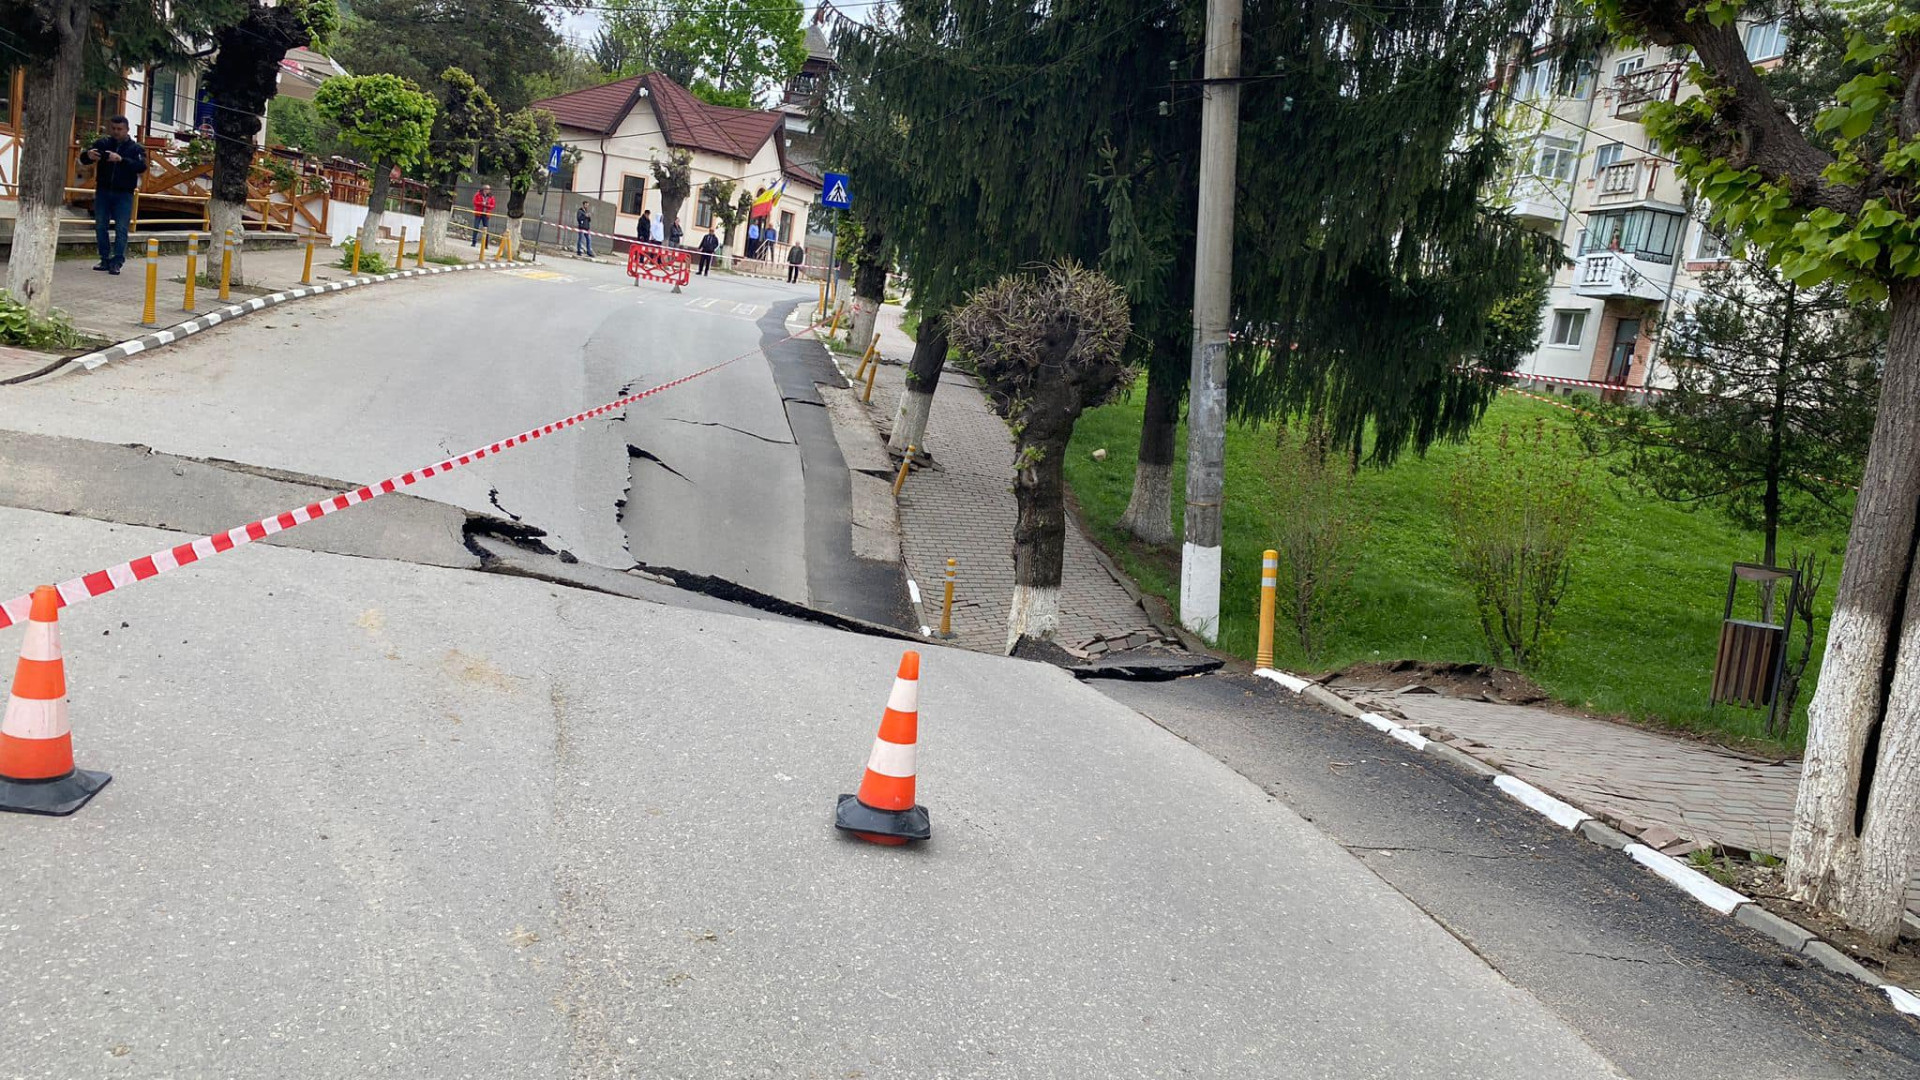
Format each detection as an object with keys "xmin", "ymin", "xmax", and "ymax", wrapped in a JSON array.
[
  {"xmin": 821, "ymin": 172, "xmax": 852, "ymax": 210},
  {"xmin": 547, "ymin": 144, "xmax": 565, "ymax": 174}
]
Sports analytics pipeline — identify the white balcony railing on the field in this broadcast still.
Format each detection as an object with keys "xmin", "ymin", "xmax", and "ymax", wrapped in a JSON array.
[
  {"xmin": 1571, "ymin": 252, "xmax": 1668, "ymax": 301},
  {"xmin": 1612, "ymin": 64, "xmax": 1683, "ymax": 120},
  {"xmin": 1596, "ymin": 160, "xmax": 1644, "ymax": 202}
]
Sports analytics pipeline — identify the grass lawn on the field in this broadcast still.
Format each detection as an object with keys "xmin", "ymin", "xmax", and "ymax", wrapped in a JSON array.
[{"xmin": 1064, "ymin": 390, "xmax": 1847, "ymax": 754}]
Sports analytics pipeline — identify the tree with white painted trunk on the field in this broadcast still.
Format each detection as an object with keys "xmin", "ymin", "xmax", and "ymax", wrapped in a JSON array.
[
  {"xmin": 419, "ymin": 68, "xmax": 499, "ymax": 261},
  {"xmin": 314, "ymin": 74, "xmax": 436, "ymax": 254},
  {"xmin": 1590, "ymin": 0, "xmax": 1920, "ymax": 946},
  {"xmin": 848, "ymin": 219, "xmax": 887, "ymax": 357},
  {"xmin": 206, "ymin": 0, "xmax": 339, "ymax": 285},
  {"xmin": 484, "ymin": 108, "xmax": 565, "ymax": 249},
  {"xmin": 950, "ymin": 263, "xmax": 1132, "ymax": 654},
  {"xmin": 1, "ymin": 0, "xmax": 214, "ymax": 313}
]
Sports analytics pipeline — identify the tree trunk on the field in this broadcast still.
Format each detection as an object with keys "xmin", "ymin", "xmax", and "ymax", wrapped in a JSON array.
[
  {"xmin": 358, "ymin": 160, "xmax": 393, "ymax": 253},
  {"xmin": 1118, "ymin": 363, "xmax": 1180, "ymax": 544},
  {"xmin": 1006, "ymin": 373, "xmax": 1083, "ymax": 654},
  {"xmin": 208, "ymin": 8, "xmax": 308, "ymax": 284},
  {"xmin": 1787, "ymin": 278, "xmax": 1920, "ymax": 947},
  {"xmin": 422, "ymin": 183, "xmax": 454, "ymax": 259},
  {"xmin": 5, "ymin": 0, "xmax": 89, "ymax": 315},
  {"xmin": 849, "ymin": 227, "xmax": 887, "ymax": 355},
  {"xmin": 888, "ymin": 315, "xmax": 948, "ymax": 455}
]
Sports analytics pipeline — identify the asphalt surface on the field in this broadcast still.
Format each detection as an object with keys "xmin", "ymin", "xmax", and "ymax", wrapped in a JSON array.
[
  {"xmin": 0, "ymin": 257, "xmax": 909, "ymax": 624},
  {"xmin": 1096, "ymin": 673, "xmax": 1920, "ymax": 1079},
  {"xmin": 0, "ymin": 508, "xmax": 1625, "ymax": 1078}
]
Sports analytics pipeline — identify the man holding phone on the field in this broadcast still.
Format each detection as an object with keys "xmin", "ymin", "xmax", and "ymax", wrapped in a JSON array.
[{"xmin": 84, "ymin": 116, "xmax": 146, "ymax": 274}]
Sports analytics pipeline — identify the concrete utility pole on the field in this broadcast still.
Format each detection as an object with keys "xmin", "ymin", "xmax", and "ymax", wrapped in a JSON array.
[{"xmin": 1180, "ymin": 0, "xmax": 1242, "ymax": 643}]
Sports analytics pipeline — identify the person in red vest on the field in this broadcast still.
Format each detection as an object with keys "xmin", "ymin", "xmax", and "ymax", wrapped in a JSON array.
[{"xmin": 471, "ymin": 184, "xmax": 495, "ymax": 246}]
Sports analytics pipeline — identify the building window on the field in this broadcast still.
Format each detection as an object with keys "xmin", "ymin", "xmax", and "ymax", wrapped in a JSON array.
[
  {"xmin": 779, "ymin": 210, "xmax": 795, "ymax": 248},
  {"xmin": 151, "ymin": 67, "xmax": 179, "ymax": 126},
  {"xmin": 1614, "ymin": 54, "xmax": 1646, "ymax": 79},
  {"xmin": 1581, "ymin": 208, "xmax": 1684, "ymax": 263},
  {"xmin": 620, "ymin": 174, "xmax": 646, "ymax": 216},
  {"xmin": 1569, "ymin": 60, "xmax": 1596, "ymax": 100},
  {"xmin": 1512, "ymin": 59, "xmax": 1554, "ymax": 101},
  {"xmin": 1549, "ymin": 309, "xmax": 1587, "ymax": 347},
  {"xmin": 1532, "ymin": 135, "xmax": 1578, "ymax": 182},
  {"xmin": 1745, "ymin": 20, "xmax": 1787, "ymax": 62},
  {"xmin": 1593, "ymin": 141, "xmax": 1625, "ymax": 177},
  {"xmin": 695, "ymin": 191, "xmax": 714, "ymax": 228},
  {"xmin": 1694, "ymin": 222, "xmax": 1731, "ymax": 261}
]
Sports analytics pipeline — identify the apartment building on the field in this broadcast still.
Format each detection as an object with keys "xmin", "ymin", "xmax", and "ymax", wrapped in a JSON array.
[{"xmin": 1501, "ymin": 17, "xmax": 1791, "ymax": 390}]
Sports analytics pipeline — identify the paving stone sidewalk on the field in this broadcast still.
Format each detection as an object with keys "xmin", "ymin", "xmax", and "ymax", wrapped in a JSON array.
[
  {"xmin": 1352, "ymin": 689, "xmax": 1920, "ymax": 922},
  {"xmin": 1, "ymin": 236, "xmax": 460, "ymax": 376},
  {"xmin": 852, "ymin": 302, "xmax": 1171, "ymax": 655}
]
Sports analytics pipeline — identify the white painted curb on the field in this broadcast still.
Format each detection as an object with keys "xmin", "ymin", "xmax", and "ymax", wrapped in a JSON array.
[
  {"xmin": 1885, "ymin": 985, "xmax": 1920, "ymax": 1016},
  {"xmin": 1253, "ymin": 668, "xmax": 1309, "ymax": 692},
  {"xmin": 1624, "ymin": 844, "xmax": 1751, "ymax": 915},
  {"xmin": 1493, "ymin": 774, "xmax": 1592, "ymax": 831}
]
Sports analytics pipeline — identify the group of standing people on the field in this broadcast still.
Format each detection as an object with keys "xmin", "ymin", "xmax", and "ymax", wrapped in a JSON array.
[{"xmin": 558, "ymin": 198, "xmax": 800, "ymax": 282}]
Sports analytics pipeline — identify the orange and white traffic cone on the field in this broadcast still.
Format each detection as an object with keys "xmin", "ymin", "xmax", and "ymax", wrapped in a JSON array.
[
  {"xmin": 834, "ymin": 650, "xmax": 931, "ymax": 845},
  {"xmin": 0, "ymin": 586, "xmax": 109, "ymax": 816}
]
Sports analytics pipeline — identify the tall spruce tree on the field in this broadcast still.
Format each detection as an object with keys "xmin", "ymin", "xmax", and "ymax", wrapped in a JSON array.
[{"xmin": 823, "ymin": 0, "xmax": 1561, "ymax": 533}]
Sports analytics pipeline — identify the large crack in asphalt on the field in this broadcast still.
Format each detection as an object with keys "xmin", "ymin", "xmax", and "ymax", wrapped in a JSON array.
[
  {"xmin": 626, "ymin": 443, "xmax": 691, "ymax": 483},
  {"xmin": 661, "ymin": 417, "xmax": 794, "ymax": 445}
]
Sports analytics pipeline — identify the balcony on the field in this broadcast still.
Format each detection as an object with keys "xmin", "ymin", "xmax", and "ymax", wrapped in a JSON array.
[
  {"xmin": 1612, "ymin": 63, "xmax": 1683, "ymax": 120},
  {"xmin": 1571, "ymin": 251, "xmax": 1668, "ymax": 301},
  {"xmin": 1595, "ymin": 160, "xmax": 1648, "ymax": 203},
  {"xmin": 1508, "ymin": 177, "xmax": 1568, "ymax": 228}
]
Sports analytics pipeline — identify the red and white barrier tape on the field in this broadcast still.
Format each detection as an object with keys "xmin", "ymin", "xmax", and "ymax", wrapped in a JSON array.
[
  {"xmin": 459, "ymin": 208, "xmax": 833, "ymax": 273},
  {"xmin": 0, "ymin": 324, "xmax": 818, "ymax": 631},
  {"xmin": 1476, "ymin": 367, "xmax": 1667, "ymax": 396}
]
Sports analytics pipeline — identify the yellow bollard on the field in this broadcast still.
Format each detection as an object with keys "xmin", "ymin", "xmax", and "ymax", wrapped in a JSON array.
[
  {"xmin": 829, "ymin": 303, "xmax": 845, "ymax": 338},
  {"xmin": 219, "ymin": 229, "xmax": 233, "ymax": 301},
  {"xmin": 415, "ymin": 230, "xmax": 426, "ymax": 267},
  {"xmin": 863, "ymin": 356, "xmax": 878, "ymax": 403},
  {"xmin": 140, "ymin": 237, "xmax": 160, "ymax": 328},
  {"xmin": 853, "ymin": 333, "xmax": 880, "ymax": 382},
  {"xmin": 182, "ymin": 233, "xmax": 198, "ymax": 312},
  {"xmin": 940, "ymin": 558, "xmax": 956, "ymax": 638},
  {"xmin": 397, "ymin": 227, "xmax": 408, "ymax": 269},
  {"xmin": 300, "ymin": 233, "xmax": 314, "ymax": 285},
  {"xmin": 1256, "ymin": 548, "xmax": 1278, "ymax": 670},
  {"xmin": 817, "ymin": 279, "xmax": 827, "ymax": 321},
  {"xmin": 350, "ymin": 237, "xmax": 362, "ymax": 276},
  {"xmin": 892, "ymin": 444, "xmax": 915, "ymax": 498}
]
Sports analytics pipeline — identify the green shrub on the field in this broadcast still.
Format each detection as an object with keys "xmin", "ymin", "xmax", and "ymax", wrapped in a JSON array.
[
  {"xmin": 0, "ymin": 291, "xmax": 90, "ymax": 350},
  {"xmin": 334, "ymin": 239, "xmax": 390, "ymax": 275}
]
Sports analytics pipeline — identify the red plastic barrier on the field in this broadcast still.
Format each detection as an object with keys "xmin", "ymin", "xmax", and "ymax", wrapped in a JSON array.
[{"xmin": 628, "ymin": 243, "xmax": 692, "ymax": 287}]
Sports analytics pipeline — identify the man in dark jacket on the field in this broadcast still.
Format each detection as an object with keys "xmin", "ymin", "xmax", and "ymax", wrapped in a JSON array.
[
  {"xmin": 697, "ymin": 228, "xmax": 719, "ymax": 275},
  {"xmin": 84, "ymin": 116, "xmax": 145, "ymax": 274},
  {"xmin": 575, "ymin": 202, "xmax": 593, "ymax": 257},
  {"xmin": 786, "ymin": 240, "xmax": 805, "ymax": 284}
]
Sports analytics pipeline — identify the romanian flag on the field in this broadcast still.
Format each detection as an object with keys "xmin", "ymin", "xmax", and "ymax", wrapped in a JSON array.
[{"xmin": 749, "ymin": 181, "xmax": 784, "ymax": 219}]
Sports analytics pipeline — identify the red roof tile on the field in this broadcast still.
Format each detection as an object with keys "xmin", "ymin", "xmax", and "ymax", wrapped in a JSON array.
[{"xmin": 532, "ymin": 72, "xmax": 788, "ymax": 163}]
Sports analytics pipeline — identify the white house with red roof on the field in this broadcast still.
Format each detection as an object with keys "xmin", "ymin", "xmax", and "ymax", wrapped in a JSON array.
[{"xmin": 531, "ymin": 71, "xmax": 824, "ymax": 261}]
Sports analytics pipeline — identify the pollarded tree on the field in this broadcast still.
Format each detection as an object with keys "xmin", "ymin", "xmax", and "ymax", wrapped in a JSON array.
[
  {"xmin": 1, "ymin": 0, "xmax": 223, "ymax": 312},
  {"xmin": 418, "ymin": 67, "xmax": 498, "ymax": 259},
  {"xmin": 651, "ymin": 149, "xmax": 693, "ymax": 242},
  {"xmin": 950, "ymin": 262, "xmax": 1133, "ymax": 653},
  {"xmin": 315, "ymin": 73, "xmax": 436, "ymax": 252},
  {"xmin": 1591, "ymin": 0, "xmax": 1920, "ymax": 946},
  {"xmin": 205, "ymin": 0, "xmax": 339, "ymax": 284},
  {"xmin": 699, "ymin": 177, "xmax": 747, "ymax": 249},
  {"xmin": 484, "ymin": 107, "xmax": 563, "ymax": 236}
]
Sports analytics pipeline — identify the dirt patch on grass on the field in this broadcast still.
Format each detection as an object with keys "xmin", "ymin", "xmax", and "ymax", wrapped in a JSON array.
[{"xmin": 1322, "ymin": 659, "xmax": 1553, "ymax": 706}]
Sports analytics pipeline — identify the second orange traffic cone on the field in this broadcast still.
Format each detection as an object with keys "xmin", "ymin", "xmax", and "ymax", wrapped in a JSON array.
[
  {"xmin": 834, "ymin": 650, "xmax": 930, "ymax": 845},
  {"xmin": 0, "ymin": 586, "xmax": 110, "ymax": 816}
]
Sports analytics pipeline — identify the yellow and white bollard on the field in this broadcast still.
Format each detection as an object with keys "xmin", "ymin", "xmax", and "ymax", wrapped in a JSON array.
[
  {"xmin": 219, "ymin": 229, "xmax": 234, "ymax": 301},
  {"xmin": 853, "ymin": 333, "xmax": 880, "ymax": 383},
  {"xmin": 892, "ymin": 444, "xmax": 916, "ymax": 498},
  {"xmin": 300, "ymin": 233, "xmax": 315, "ymax": 285},
  {"xmin": 139, "ymin": 237, "xmax": 160, "ymax": 328},
  {"xmin": 863, "ymin": 357, "xmax": 879, "ymax": 404},
  {"xmin": 940, "ymin": 558, "xmax": 957, "ymax": 638},
  {"xmin": 1256, "ymin": 548, "xmax": 1278, "ymax": 670},
  {"xmin": 350, "ymin": 237, "xmax": 363, "ymax": 276},
  {"xmin": 182, "ymin": 233, "xmax": 199, "ymax": 312},
  {"xmin": 397, "ymin": 227, "xmax": 408, "ymax": 269}
]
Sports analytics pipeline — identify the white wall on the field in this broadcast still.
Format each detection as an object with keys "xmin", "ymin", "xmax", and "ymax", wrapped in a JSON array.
[{"xmin": 325, "ymin": 200, "xmax": 425, "ymax": 247}]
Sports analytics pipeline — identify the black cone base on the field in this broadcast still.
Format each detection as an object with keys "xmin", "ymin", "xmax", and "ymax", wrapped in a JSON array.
[
  {"xmin": 835, "ymin": 793, "xmax": 930, "ymax": 840},
  {"xmin": 0, "ymin": 769, "xmax": 111, "ymax": 816}
]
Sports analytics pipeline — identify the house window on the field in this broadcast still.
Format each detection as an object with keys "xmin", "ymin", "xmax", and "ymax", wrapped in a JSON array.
[
  {"xmin": 620, "ymin": 174, "xmax": 646, "ymax": 216},
  {"xmin": 779, "ymin": 210, "xmax": 795, "ymax": 247},
  {"xmin": 695, "ymin": 191, "xmax": 714, "ymax": 228},
  {"xmin": 1513, "ymin": 59, "xmax": 1554, "ymax": 101},
  {"xmin": 1614, "ymin": 54, "xmax": 1646, "ymax": 80},
  {"xmin": 1549, "ymin": 309, "xmax": 1587, "ymax": 347},
  {"xmin": 1581, "ymin": 208, "xmax": 1684, "ymax": 262},
  {"xmin": 1593, "ymin": 141, "xmax": 1625, "ymax": 177},
  {"xmin": 1745, "ymin": 20, "xmax": 1787, "ymax": 62},
  {"xmin": 150, "ymin": 68, "xmax": 179, "ymax": 127},
  {"xmin": 1694, "ymin": 222, "xmax": 1731, "ymax": 261},
  {"xmin": 1532, "ymin": 135, "xmax": 1578, "ymax": 182},
  {"xmin": 1569, "ymin": 60, "xmax": 1597, "ymax": 100}
]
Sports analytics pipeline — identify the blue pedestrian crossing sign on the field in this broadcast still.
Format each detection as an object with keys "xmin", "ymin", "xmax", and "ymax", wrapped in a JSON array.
[
  {"xmin": 822, "ymin": 172, "xmax": 852, "ymax": 210},
  {"xmin": 546, "ymin": 144, "xmax": 565, "ymax": 174}
]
